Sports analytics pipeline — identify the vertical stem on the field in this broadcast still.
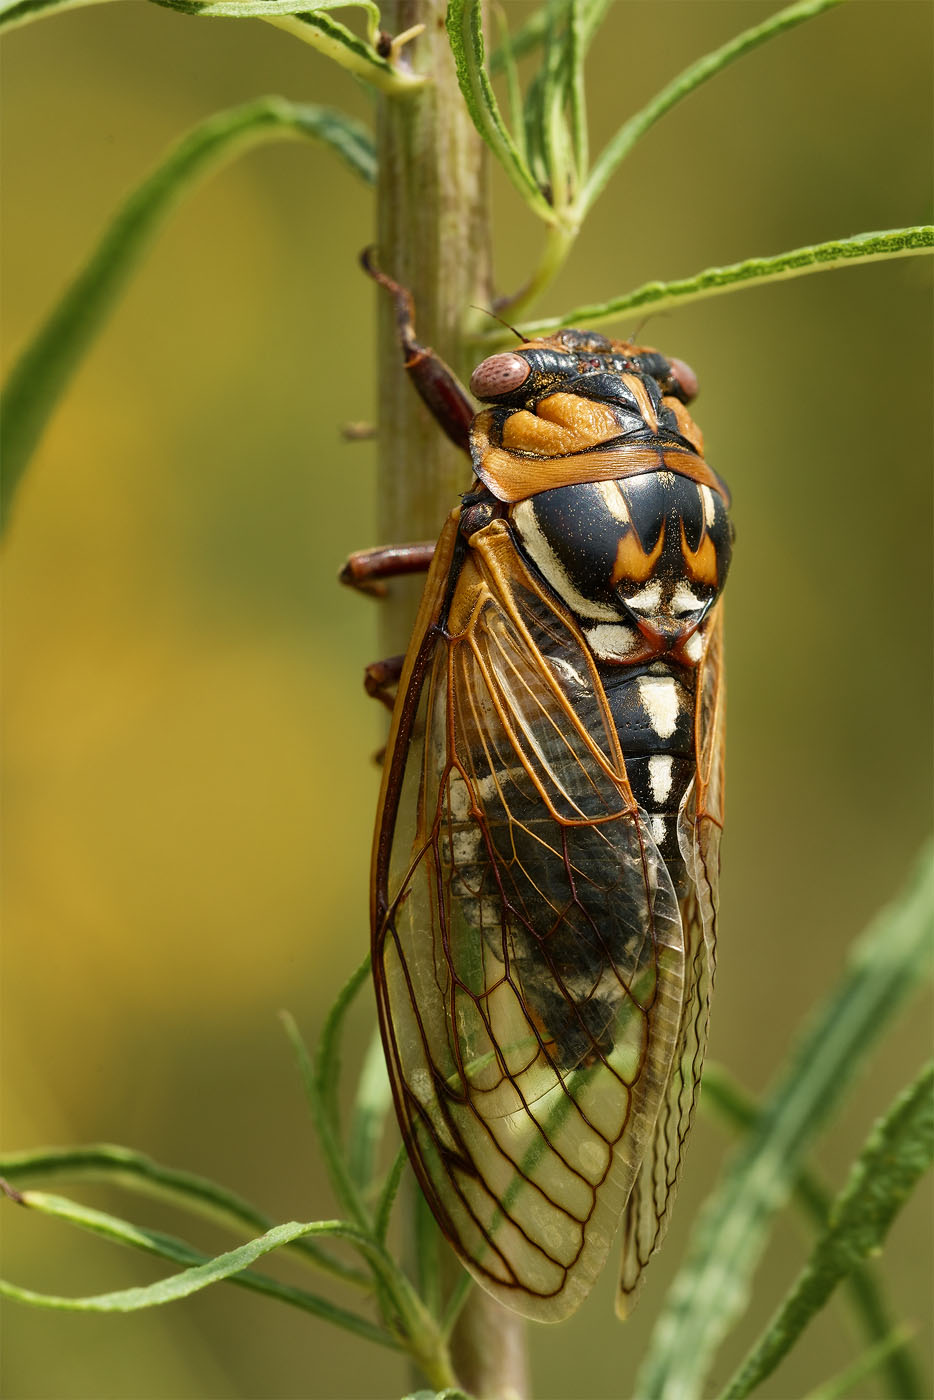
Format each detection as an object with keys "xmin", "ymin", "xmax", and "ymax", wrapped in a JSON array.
[
  {"xmin": 375, "ymin": 4, "xmax": 528, "ymax": 1396},
  {"xmin": 376, "ymin": 0, "xmax": 491, "ymax": 654}
]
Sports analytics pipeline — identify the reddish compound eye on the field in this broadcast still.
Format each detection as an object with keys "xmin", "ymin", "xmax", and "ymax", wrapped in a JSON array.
[
  {"xmin": 470, "ymin": 352, "xmax": 531, "ymax": 399},
  {"xmin": 668, "ymin": 356, "xmax": 699, "ymax": 402}
]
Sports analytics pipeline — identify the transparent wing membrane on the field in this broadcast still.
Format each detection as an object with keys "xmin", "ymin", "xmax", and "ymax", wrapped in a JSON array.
[{"xmin": 375, "ymin": 523, "xmax": 696, "ymax": 1321}]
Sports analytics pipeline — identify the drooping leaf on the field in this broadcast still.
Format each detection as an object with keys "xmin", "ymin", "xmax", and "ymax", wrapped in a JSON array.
[
  {"xmin": 0, "ymin": 1142, "xmax": 365, "ymax": 1286},
  {"xmin": 1, "ymin": 98, "xmax": 375, "ymax": 535}
]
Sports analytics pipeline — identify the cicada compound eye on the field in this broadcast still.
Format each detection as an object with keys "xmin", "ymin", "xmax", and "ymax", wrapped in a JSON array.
[
  {"xmin": 470, "ymin": 352, "xmax": 531, "ymax": 400},
  {"xmin": 667, "ymin": 356, "xmax": 699, "ymax": 403}
]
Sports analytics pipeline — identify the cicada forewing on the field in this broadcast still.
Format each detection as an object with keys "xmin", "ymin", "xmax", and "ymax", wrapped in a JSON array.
[
  {"xmin": 616, "ymin": 604, "xmax": 724, "ymax": 1316},
  {"xmin": 373, "ymin": 514, "xmax": 688, "ymax": 1323}
]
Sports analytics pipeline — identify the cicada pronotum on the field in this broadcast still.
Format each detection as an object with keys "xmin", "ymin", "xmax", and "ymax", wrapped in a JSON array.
[{"xmin": 345, "ymin": 265, "xmax": 732, "ymax": 1323}]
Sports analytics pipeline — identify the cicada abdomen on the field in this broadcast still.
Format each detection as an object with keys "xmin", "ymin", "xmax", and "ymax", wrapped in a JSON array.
[{"xmin": 371, "ymin": 327, "xmax": 732, "ymax": 1322}]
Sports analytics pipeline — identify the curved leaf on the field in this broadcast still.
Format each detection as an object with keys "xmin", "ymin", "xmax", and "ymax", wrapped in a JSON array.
[
  {"xmin": 445, "ymin": 0, "xmax": 553, "ymax": 220},
  {"xmin": 0, "ymin": 1141, "xmax": 366, "ymax": 1286},
  {"xmin": 719, "ymin": 1062, "xmax": 934, "ymax": 1400},
  {"xmin": 0, "ymin": 1183, "xmax": 394, "ymax": 1343},
  {"xmin": 581, "ymin": 0, "xmax": 845, "ymax": 217},
  {"xmin": 635, "ymin": 841, "xmax": 934, "ymax": 1400},
  {"xmin": 0, "ymin": 97, "xmax": 375, "ymax": 535},
  {"xmin": 507, "ymin": 227, "xmax": 934, "ymax": 341}
]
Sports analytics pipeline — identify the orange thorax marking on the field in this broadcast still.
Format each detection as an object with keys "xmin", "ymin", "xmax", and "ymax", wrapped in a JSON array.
[
  {"xmin": 680, "ymin": 519, "xmax": 718, "ymax": 586},
  {"xmin": 612, "ymin": 521, "xmax": 665, "ymax": 584}
]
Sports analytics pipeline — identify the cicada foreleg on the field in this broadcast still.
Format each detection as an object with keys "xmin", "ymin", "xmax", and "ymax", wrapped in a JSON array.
[{"xmin": 360, "ymin": 247, "xmax": 475, "ymax": 454}]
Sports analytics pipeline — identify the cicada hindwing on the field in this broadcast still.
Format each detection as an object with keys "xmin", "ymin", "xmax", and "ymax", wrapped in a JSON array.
[{"xmin": 372, "ymin": 329, "xmax": 732, "ymax": 1322}]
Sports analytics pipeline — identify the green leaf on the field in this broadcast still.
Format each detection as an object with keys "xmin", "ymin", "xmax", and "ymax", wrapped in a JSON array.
[
  {"xmin": 0, "ymin": 1142, "xmax": 367, "ymax": 1287},
  {"xmin": 445, "ymin": 0, "xmax": 553, "ymax": 221},
  {"xmin": 508, "ymin": 227, "xmax": 934, "ymax": 340},
  {"xmin": 0, "ymin": 97, "xmax": 376, "ymax": 537},
  {"xmin": 0, "ymin": 1185, "xmax": 396, "ymax": 1345},
  {"xmin": 803, "ymin": 1326, "xmax": 919, "ymax": 1400},
  {"xmin": 702, "ymin": 1068, "xmax": 927, "ymax": 1400},
  {"xmin": 635, "ymin": 841, "xmax": 934, "ymax": 1400},
  {"xmin": 347, "ymin": 1024, "xmax": 394, "ymax": 1191},
  {"xmin": 718, "ymin": 1063, "xmax": 934, "ymax": 1400},
  {"xmin": 280, "ymin": 1010, "xmax": 370, "ymax": 1232},
  {"xmin": 256, "ymin": 7, "xmax": 422, "ymax": 93},
  {"xmin": 0, "ymin": 0, "xmax": 116, "ymax": 31},
  {"xmin": 150, "ymin": 0, "xmax": 380, "ymax": 25},
  {"xmin": 316, "ymin": 954, "xmax": 372, "ymax": 1140},
  {"xmin": 373, "ymin": 1146, "xmax": 406, "ymax": 1248},
  {"xmin": 580, "ymin": 0, "xmax": 845, "ymax": 217}
]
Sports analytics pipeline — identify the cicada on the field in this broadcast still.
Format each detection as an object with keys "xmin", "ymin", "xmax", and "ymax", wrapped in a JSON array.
[{"xmin": 346, "ymin": 278, "xmax": 732, "ymax": 1323}]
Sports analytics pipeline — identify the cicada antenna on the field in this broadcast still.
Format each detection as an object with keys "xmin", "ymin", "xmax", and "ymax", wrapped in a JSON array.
[{"xmin": 470, "ymin": 306, "xmax": 529, "ymax": 344}]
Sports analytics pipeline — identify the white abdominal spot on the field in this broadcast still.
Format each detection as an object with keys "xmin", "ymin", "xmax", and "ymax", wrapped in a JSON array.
[
  {"xmin": 638, "ymin": 675, "xmax": 680, "ymax": 739},
  {"xmin": 648, "ymin": 755, "xmax": 674, "ymax": 804},
  {"xmin": 584, "ymin": 622, "xmax": 638, "ymax": 661}
]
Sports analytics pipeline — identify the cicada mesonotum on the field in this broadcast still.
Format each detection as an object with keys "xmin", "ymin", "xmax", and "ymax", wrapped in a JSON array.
[{"xmin": 347, "ymin": 288, "xmax": 732, "ymax": 1323}]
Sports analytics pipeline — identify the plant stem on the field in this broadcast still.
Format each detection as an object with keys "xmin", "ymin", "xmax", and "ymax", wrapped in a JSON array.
[
  {"xmin": 374, "ymin": 6, "xmax": 528, "ymax": 1395},
  {"xmin": 375, "ymin": 0, "xmax": 490, "ymax": 654}
]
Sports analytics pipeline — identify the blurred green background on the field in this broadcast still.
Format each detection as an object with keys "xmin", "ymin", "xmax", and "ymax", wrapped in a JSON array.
[{"xmin": 2, "ymin": 2, "xmax": 931, "ymax": 1396}]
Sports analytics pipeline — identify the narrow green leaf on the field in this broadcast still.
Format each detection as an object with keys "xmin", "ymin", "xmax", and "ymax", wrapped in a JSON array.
[
  {"xmin": 445, "ymin": 0, "xmax": 553, "ymax": 221},
  {"xmin": 280, "ymin": 1010, "xmax": 371, "ymax": 1233},
  {"xmin": 635, "ymin": 842, "xmax": 934, "ymax": 1400},
  {"xmin": 0, "ymin": 1187, "xmax": 398, "ymax": 1343},
  {"xmin": 719, "ymin": 1063, "xmax": 934, "ymax": 1400},
  {"xmin": 492, "ymin": 4, "xmax": 528, "ymax": 173},
  {"xmin": 257, "ymin": 7, "xmax": 422, "ymax": 92},
  {"xmin": 373, "ymin": 1146, "xmax": 406, "ymax": 1246},
  {"xmin": 580, "ymin": 0, "xmax": 845, "ymax": 217},
  {"xmin": 803, "ymin": 1326, "xmax": 918, "ymax": 1400},
  {"xmin": 402, "ymin": 1390, "xmax": 470, "ymax": 1400},
  {"xmin": 0, "ymin": 1142, "xmax": 367, "ymax": 1287},
  {"xmin": 149, "ymin": 0, "xmax": 380, "ymax": 39},
  {"xmin": 347, "ymin": 1024, "xmax": 394, "ymax": 1191},
  {"xmin": 487, "ymin": 0, "xmax": 559, "ymax": 74},
  {"xmin": 0, "ymin": 97, "xmax": 376, "ymax": 536},
  {"xmin": 316, "ymin": 954, "xmax": 372, "ymax": 1140},
  {"xmin": 538, "ymin": 1, "xmax": 574, "ymax": 212},
  {"xmin": 0, "ymin": 1183, "xmax": 391, "ymax": 1342},
  {"xmin": 702, "ymin": 1068, "xmax": 927, "ymax": 1400},
  {"xmin": 508, "ymin": 227, "xmax": 934, "ymax": 340},
  {"xmin": 567, "ymin": 0, "xmax": 588, "ymax": 182},
  {"xmin": 0, "ymin": 0, "xmax": 117, "ymax": 31}
]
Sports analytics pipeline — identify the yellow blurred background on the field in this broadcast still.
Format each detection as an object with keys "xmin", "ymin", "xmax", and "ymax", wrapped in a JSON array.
[{"xmin": 2, "ymin": 2, "xmax": 931, "ymax": 1396}]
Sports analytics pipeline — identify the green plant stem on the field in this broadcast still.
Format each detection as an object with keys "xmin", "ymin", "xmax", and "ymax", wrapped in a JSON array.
[
  {"xmin": 374, "ymin": 7, "xmax": 527, "ymax": 1396},
  {"xmin": 0, "ymin": 96, "xmax": 375, "ymax": 536}
]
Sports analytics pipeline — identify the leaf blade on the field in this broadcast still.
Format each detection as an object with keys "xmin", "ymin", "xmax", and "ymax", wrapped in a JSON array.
[
  {"xmin": 718, "ymin": 1063, "xmax": 934, "ymax": 1400},
  {"xmin": 0, "ymin": 97, "xmax": 376, "ymax": 534},
  {"xmin": 506, "ymin": 227, "xmax": 934, "ymax": 340},
  {"xmin": 634, "ymin": 841, "xmax": 934, "ymax": 1400}
]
